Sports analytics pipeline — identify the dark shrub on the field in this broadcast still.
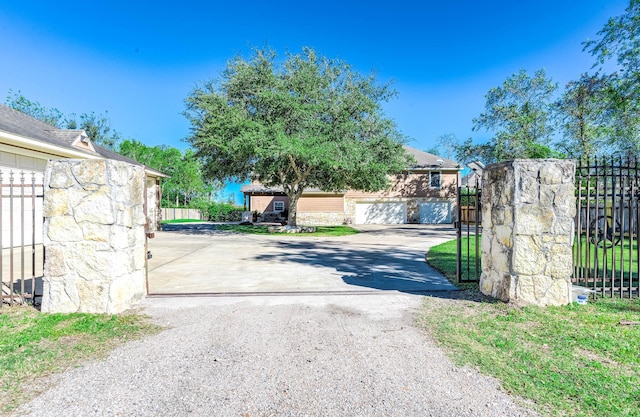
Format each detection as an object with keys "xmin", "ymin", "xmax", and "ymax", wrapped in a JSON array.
[{"xmin": 205, "ymin": 202, "xmax": 244, "ymax": 222}]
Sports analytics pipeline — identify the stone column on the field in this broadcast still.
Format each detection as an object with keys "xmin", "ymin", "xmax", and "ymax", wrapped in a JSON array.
[
  {"xmin": 42, "ymin": 159, "xmax": 147, "ymax": 313},
  {"xmin": 480, "ymin": 159, "xmax": 575, "ymax": 306}
]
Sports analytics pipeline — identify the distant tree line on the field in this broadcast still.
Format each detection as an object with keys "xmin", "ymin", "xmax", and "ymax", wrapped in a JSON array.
[
  {"xmin": 434, "ymin": 3, "xmax": 640, "ymax": 165},
  {"xmin": 6, "ymin": 90, "xmax": 124, "ymax": 150},
  {"xmin": 117, "ymin": 139, "xmax": 222, "ymax": 208},
  {"xmin": 4, "ymin": 91, "xmax": 222, "ymax": 209}
]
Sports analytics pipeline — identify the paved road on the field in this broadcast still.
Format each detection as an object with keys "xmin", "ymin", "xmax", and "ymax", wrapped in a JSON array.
[{"xmin": 147, "ymin": 224, "xmax": 458, "ymax": 294}]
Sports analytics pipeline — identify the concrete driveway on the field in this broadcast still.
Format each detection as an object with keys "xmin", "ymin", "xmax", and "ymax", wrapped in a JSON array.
[
  {"xmin": 14, "ymin": 225, "xmax": 540, "ymax": 416},
  {"xmin": 147, "ymin": 223, "xmax": 457, "ymax": 295}
]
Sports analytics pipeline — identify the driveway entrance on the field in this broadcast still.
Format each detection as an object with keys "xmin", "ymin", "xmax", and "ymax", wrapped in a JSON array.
[{"xmin": 147, "ymin": 224, "xmax": 457, "ymax": 295}]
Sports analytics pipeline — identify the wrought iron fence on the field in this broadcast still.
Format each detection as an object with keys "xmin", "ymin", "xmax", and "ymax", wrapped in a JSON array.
[
  {"xmin": 1, "ymin": 170, "xmax": 44, "ymax": 307},
  {"xmin": 456, "ymin": 184, "xmax": 482, "ymax": 283},
  {"xmin": 574, "ymin": 156, "xmax": 639, "ymax": 298}
]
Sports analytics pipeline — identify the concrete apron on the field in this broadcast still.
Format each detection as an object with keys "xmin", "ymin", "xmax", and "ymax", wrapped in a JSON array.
[{"xmin": 146, "ymin": 224, "xmax": 457, "ymax": 295}]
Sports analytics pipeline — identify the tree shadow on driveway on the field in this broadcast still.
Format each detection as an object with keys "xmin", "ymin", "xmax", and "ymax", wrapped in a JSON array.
[{"xmin": 255, "ymin": 239, "xmax": 457, "ymax": 294}]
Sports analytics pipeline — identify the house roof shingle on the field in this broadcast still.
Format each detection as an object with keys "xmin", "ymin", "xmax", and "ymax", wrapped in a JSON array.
[
  {"xmin": 0, "ymin": 104, "xmax": 166, "ymax": 177},
  {"xmin": 403, "ymin": 146, "xmax": 459, "ymax": 169},
  {"xmin": 241, "ymin": 145, "xmax": 461, "ymax": 194}
]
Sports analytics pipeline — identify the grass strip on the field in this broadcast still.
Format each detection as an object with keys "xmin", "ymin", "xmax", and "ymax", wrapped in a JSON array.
[
  {"xmin": 215, "ymin": 224, "xmax": 359, "ymax": 237},
  {"xmin": 427, "ymin": 235, "xmax": 481, "ymax": 283},
  {"xmin": 424, "ymin": 237, "xmax": 640, "ymax": 415},
  {"xmin": 0, "ymin": 307, "xmax": 161, "ymax": 414},
  {"xmin": 427, "ymin": 235, "xmax": 638, "ymax": 286},
  {"xmin": 419, "ymin": 292, "xmax": 640, "ymax": 417},
  {"xmin": 161, "ymin": 218, "xmax": 204, "ymax": 224}
]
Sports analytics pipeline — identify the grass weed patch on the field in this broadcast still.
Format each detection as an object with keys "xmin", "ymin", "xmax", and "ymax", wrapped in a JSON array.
[
  {"xmin": 161, "ymin": 218, "xmax": 203, "ymax": 224},
  {"xmin": 419, "ymin": 294, "xmax": 640, "ymax": 417},
  {"xmin": 0, "ymin": 307, "xmax": 161, "ymax": 414},
  {"xmin": 215, "ymin": 224, "xmax": 359, "ymax": 237}
]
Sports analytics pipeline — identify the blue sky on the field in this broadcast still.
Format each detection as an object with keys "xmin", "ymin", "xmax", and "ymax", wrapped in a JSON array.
[{"xmin": 0, "ymin": 1, "xmax": 629, "ymax": 201}]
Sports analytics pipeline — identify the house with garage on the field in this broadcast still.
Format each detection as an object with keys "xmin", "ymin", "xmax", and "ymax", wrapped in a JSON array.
[
  {"xmin": 0, "ymin": 104, "xmax": 166, "ymax": 247},
  {"xmin": 241, "ymin": 146, "xmax": 461, "ymax": 225}
]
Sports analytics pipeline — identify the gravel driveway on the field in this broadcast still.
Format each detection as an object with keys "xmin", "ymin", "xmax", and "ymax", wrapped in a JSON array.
[{"xmin": 13, "ymin": 293, "xmax": 538, "ymax": 417}]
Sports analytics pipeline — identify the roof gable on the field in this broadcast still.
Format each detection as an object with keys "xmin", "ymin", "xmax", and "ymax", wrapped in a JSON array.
[
  {"xmin": 403, "ymin": 146, "xmax": 460, "ymax": 170},
  {"xmin": 0, "ymin": 104, "xmax": 167, "ymax": 178}
]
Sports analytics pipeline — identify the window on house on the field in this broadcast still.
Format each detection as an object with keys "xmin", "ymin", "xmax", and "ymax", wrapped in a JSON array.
[
  {"xmin": 430, "ymin": 171, "xmax": 442, "ymax": 188},
  {"xmin": 273, "ymin": 201, "xmax": 285, "ymax": 212}
]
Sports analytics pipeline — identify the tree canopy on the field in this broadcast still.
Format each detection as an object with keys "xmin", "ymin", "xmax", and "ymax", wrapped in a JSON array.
[
  {"xmin": 118, "ymin": 139, "xmax": 216, "ymax": 207},
  {"xmin": 456, "ymin": 2, "xmax": 640, "ymax": 165},
  {"xmin": 583, "ymin": 1, "xmax": 640, "ymax": 156},
  {"xmin": 553, "ymin": 73, "xmax": 613, "ymax": 159},
  {"xmin": 465, "ymin": 69, "xmax": 558, "ymax": 164},
  {"xmin": 184, "ymin": 47, "xmax": 412, "ymax": 226},
  {"xmin": 5, "ymin": 90, "xmax": 123, "ymax": 150}
]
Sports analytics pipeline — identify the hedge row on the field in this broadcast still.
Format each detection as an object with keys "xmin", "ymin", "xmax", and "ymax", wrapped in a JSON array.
[{"xmin": 205, "ymin": 202, "xmax": 244, "ymax": 222}]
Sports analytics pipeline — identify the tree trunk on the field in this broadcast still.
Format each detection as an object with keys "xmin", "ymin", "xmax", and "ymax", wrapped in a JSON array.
[{"xmin": 287, "ymin": 191, "xmax": 302, "ymax": 227}]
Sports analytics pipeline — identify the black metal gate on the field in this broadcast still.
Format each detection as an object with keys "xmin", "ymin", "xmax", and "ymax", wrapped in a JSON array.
[
  {"xmin": 456, "ymin": 183, "xmax": 482, "ymax": 283},
  {"xmin": 1, "ymin": 170, "xmax": 44, "ymax": 307},
  {"xmin": 574, "ymin": 156, "xmax": 639, "ymax": 298}
]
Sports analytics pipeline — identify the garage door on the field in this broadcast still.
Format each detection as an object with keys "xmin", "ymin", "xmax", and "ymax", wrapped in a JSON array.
[
  {"xmin": 420, "ymin": 202, "xmax": 451, "ymax": 224},
  {"xmin": 355, "ymin": 202, "xmax": 406, "ymax": 224}
]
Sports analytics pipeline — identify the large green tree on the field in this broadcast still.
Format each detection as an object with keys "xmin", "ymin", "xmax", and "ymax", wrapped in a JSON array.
[
  {"xmin": 583, "ymin": 1, "xmax": 640, "ymax": 155},
  {"xmin": 553, "ymin": 73, "xmax": 614, "ymax": 159},
  {"xmin": 184, "ymin": 47, "xmax": 411, "ymax": 226},
  {"xmin": 468, "ymin": 69, "xmax": 558, "ymax": 163},
  {"xmin": 118, "ymin": 139, "xmax": 215, "ymax": 207}
]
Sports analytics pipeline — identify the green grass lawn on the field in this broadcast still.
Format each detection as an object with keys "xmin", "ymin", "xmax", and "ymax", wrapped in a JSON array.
[
  {"xmin": 423, "ymin": 236, "xmax": 640, "ymax": 417},
  {"xmin": 426, "ymin": 235, "xmax": 481, "ymax": 283},
  {"xmin": 574, "ymin": 236, "xmax": 639, "ymax": 290},
  {"xmin": 161, "ymin": 218, "xmax": 204, "ymax": 224},
  {"xmin": 427, "ymin": 234, "xmax": 638, "ymax": 288},
  {"xmin": 215, "ymin": 224, "xmax": 360, "ymax": 237},
  {"xmin": 0, "ymin": 307, "xmax": 161, "ymax": 414},
  {"xmin": 419, "ymin": 295, "xmax": 640, "ymax": 417}
]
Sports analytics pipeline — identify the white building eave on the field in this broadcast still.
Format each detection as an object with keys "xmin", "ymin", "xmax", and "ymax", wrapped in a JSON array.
[{"xmin": 0, "ymin": 129, "xmax": 102, "ymax": 160}]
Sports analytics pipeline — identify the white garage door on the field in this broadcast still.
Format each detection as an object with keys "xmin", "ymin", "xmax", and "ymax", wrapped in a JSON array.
[
  {"xmin": 420, "ymin": 202, "xmax": 451, "ymax": 224},
  {"xmin": 355, "ymin": 202, "xmax": 406, "ymax": 224}
]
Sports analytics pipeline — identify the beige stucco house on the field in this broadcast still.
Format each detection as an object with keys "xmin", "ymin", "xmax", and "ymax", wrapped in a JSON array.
[
  {"xmin": 0, "ymin": 104, "xmax": 166, "ymax": 247},
  {"xmin": 241, "ymin": 146, "xmax": 461, "ymax": 225}
]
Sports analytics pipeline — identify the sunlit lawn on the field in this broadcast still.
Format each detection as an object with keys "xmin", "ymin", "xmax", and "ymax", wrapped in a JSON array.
[
  {"xmin": 424, "ymin": 236, "xmax": 640, "ymax": 416},
  {"xmin": 426, "ymin": 235, "xmax": 481, "ymax": 283},
  {"xmin": 215, "ymin": 224, "xmax": 359, "ymax": 237},
  {"xmin": 0, "ymin": 307, "xmax": 161, "ymax": 414}
]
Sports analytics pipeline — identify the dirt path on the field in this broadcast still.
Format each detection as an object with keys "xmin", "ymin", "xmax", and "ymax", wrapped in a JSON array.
[{"xmin": 13, "ymin": 294, "xmax": 538, "ymax": 417}]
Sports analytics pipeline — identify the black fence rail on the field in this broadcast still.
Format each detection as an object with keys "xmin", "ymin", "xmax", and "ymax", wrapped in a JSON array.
[
  {"xmin": 456, "ymin": 184, "xmax": 482, "ymax": 283},
  {"xmin": 574, "ymin": 156, "xmax": 639, "ymax": 298},
  {"xmin": 1, "ymin": 170, "xmax": 44, "ymax": 307}
]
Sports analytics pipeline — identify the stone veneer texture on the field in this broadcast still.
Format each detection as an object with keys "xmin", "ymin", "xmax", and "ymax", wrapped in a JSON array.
[
  {"xmin": 479, "ymin": 159, "xmax": 575, "ymax": 306},
  {"xmin": 42, "ymin": 159, "xmax": 147, "ymax": 313}
]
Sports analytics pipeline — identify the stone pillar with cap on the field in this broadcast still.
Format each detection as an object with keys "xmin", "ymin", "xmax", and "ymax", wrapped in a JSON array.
[{"xmin": 479, "ymin": 159, "xmax": 576, "ymax": 306}]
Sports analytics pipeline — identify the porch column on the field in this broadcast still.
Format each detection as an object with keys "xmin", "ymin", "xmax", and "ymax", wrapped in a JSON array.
[{"xmin": 480, "ymin": 159, "xmax": 576, "ymax": 306}]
